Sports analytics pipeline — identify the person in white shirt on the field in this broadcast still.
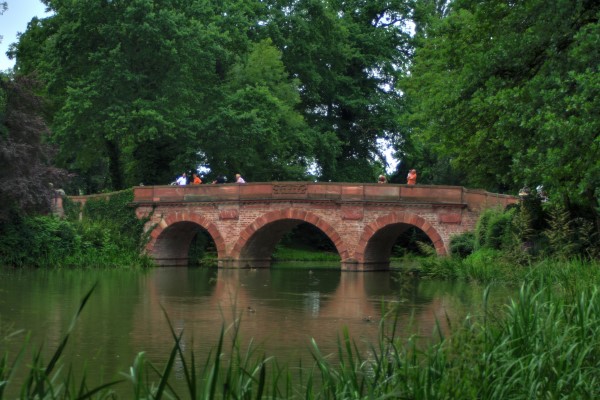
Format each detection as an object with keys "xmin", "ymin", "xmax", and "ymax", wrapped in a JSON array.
[
  {"xmin": 235, "ymin": 174, "xmax": 246, "ymax": 184},
  {"xmin": 176, "ymin": 172, "xmax": 187, "ymax": 185}
]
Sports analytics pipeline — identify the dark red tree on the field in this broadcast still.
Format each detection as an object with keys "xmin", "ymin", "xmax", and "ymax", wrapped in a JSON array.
[{"xmin": 0, "ymin": 74, "xmax": 68, "ymax": 219}]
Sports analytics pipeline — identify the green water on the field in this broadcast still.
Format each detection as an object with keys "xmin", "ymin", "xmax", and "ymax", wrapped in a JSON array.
[{"xmin": 0, "ymin": 266, "xmax": 512, "ymax": 396}]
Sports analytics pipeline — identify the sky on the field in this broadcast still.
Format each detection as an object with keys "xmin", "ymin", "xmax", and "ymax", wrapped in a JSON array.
[{"xmin": 0, "ymin": 0, "xmax": 50, "ymax": 71}]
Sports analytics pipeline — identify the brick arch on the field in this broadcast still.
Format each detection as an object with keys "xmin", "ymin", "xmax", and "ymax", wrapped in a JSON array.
[
  {"xmin": 230, "ymin": 208, "xmax": 350, "ymax": 263},
  {"xmin": 146, "ymin": 213, "xmax": 227, "ymax": 265},
  {"xmin": 354, "ymin": 212, "xmax": 446, "ymax": 266}
]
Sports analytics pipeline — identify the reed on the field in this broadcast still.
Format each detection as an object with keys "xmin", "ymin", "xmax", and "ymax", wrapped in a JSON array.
[{"xmin": 292, "ymin": 283, "xmax": 600, "ymax": 399}]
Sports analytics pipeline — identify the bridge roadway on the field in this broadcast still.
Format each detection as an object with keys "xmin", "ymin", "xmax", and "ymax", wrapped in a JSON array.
[{"xmin": 130, "ymin": 182, "xmax": 516, "ymax": 271}]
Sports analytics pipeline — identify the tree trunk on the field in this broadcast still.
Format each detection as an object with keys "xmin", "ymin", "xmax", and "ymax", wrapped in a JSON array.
[{"xmin": 105, "ymin": 139, "xmax": 124, "ymax": 190}]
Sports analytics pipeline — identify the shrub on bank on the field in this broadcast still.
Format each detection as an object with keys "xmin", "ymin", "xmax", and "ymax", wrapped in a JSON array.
[
  {"xmin": 0, "ymin": 189, "xmax": 151, "ymax": 268},
  {"xmin": 0, "ymin": 212, "xmax": 80, "ymax": 267},
  {"xmin": 449, "ymin": 231, "xmax": 475, "ymax": 258},
  {"xmin": 425, "ymin": 197, "xmax": 600, "ymax": 283}
]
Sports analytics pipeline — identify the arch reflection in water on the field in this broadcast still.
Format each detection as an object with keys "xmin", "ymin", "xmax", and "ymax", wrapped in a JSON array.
[{"xmin": 133, "ymin": 267, "xmax": 459, "ymax": 363}]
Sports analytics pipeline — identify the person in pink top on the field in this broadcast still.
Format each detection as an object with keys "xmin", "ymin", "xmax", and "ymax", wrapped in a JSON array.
[{"xmin": 407, "ymin": 169, "xmax": 417, "ymax": 185}]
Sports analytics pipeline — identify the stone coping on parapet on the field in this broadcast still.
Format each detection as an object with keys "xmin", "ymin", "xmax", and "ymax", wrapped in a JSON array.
[{"xmin": 129, "ymin": 182, "xmax": 517, "ymax": 211}]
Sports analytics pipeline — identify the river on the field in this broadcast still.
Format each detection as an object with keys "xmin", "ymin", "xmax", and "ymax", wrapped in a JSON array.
[{"xmin": 0, "ymin": 265, "xmax": 511, "ymax": 397}]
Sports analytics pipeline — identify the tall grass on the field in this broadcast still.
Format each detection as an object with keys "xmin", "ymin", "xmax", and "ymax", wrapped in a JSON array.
[{"xmin": 304, "ymin": 283, "xmax": 600, "ymax": 399}]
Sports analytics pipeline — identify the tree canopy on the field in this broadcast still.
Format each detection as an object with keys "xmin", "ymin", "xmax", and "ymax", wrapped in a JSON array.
[
  {"xmin": 406, "ymin": 0, "xmax": 599, "ymax": 217},
  {"xmin": 7, "ymin": 0, "xmax": 413, "ymax": 191}
]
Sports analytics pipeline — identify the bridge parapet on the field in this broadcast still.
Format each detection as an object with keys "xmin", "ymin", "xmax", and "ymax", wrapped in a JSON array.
[{"xmin": 132, "ymin": 182, "xmax": 516, "ymax": 211}]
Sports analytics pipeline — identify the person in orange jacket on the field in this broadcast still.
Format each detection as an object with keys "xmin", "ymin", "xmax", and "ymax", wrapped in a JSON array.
[
  {"xmin": 407, "ymin": 169, "xmax": 417, "ymax": 185},
  {"xmin": 192, "ymin": 173, "xmax": 202, "ymax": 184}
]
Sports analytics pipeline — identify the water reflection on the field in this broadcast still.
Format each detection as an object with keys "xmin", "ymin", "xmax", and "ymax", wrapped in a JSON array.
[{"xmin": 0, "ymin": 267, "xmax": 511, "ymax": 396}]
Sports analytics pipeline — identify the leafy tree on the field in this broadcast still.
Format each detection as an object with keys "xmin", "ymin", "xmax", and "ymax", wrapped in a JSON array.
[
  {"xmin": 10, "ymin": 0, "xmax": 414, "ymax": 189},
  {"xmin": 0, "ymin": 74, "xmax": 68, "ymax": 219},
  {"xmin": 406, "ymin": 0, "xmax": 600, "ymax": 228},
  {"xmin": 265, "ymin": 0, "xmax": 413, "ymax": 182},
  {"xmin": 202, "ymin": 39, "xmax": 322, "ymax": 181},
  {"xmin": 11, "ymin": 0, "xmax": 228, "ymax": 191}
]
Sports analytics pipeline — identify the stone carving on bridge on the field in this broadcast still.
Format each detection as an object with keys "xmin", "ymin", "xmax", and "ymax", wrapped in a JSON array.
[
  {"xmin": 219, "ymin": 209, "xmax": 239, "ymax": 220},
  {"xmin": 438, "ymin": 213, "xmax": 462, "ymax": 224},
  {"xmin": 341, "ymin": 205, "xmax": 364, "ymax": 220},
  {"xmin": 272, "ymin": 183, "xmax": 308, "ymax": 195}
]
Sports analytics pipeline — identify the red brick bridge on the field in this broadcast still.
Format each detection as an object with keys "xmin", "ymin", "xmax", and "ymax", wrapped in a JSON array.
[{"xmin": 131, "ymin": 182, "xmax": 516, "ymax": 271}]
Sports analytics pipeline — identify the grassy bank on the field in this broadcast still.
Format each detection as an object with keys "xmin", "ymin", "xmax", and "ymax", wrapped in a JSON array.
[
  {"xmin": 272, "ymin": 245, "xmax": 340, "ymax": 262},
  {"xmin": 270, "ymin": 246, "xmax": 340, "ymax": 269},
  {"xmin": 414, "ymin": 250, "xmax": 600, "ymax": 293}
]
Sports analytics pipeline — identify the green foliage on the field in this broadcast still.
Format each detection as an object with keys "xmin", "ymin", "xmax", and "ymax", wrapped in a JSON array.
[
  {"xmin": 461, "ymin": 248, "xmax": 518, "ymax": 283},
  {"xmin": 475, "ymin": 207, "xmax": 514, "ymax": 251},
  {"xmin": 11, "ymin": 0, "xmax": 413, "ymax": 189},
  {"xmin": 203, "ymin": 39, "xmax": 319, "ymax": 181},
  {"xmin": 485, "ymin": 212, "xmax": 512, "ymax": 250},
  {"xmin": 510, "ymin": 204, "xmax": 535, "ymax": 246},
  {"xmin": 419, "ymin": 199, "xmax": 599, "ymax": 282},
  {"xmin": 406, "ymin": 0, "xmax": 600, "ymax": 214},
  {"xmin": 188, "ymin": 230, "xmax": 218, "ymax": 267},
  {"xmin": 267, "ymin": 0, "xmax": 411, "ymax": 182},
  {"xmin": 82, "ymin": 189, "xmax": 146, "ymax": 251},
  {"xmin": 419, "ymin": 254, "xmax": 460, "ymax": 280},
  {"xmin": 544, "ymin": 204, "xmax": 576, "ymax": 259},
  {"xmin": 472, "ymin": 284, "xmax": 600, "ymax": 398},
  {"xmin": 61, "ymin": 196, "xmax": 81, "ymax": 222},
  {"xmin": 470, "ymin": 197, "xmax": 597, "ymax": 266},
  {"xmin": 543, "ymin": 204, "xmax": 600, "ymax": 260},
  {"xmin": 12, "ymin": 0, "xmax": 229, "ymax": 190},
  {"xmin": 272, "ymin": 246, "xmax": 340, "ymax": 262},
  {"xmin": 391, "ymin": 227, "xmax": 433, "ymax": 257},
  {"xmin": 0, "ymin": 189, "xmax": 151, "ymax": 268},
  {"xmin": 449, "ymin": 231, "xmax": 475, "ymax": 258},
  {"xmin": 279, "ymin": 223, "xmax": 336, "ymax": 252},
  {"xmin": 0, "ymin": 213, "xmax": 79, "ymax": 267}
]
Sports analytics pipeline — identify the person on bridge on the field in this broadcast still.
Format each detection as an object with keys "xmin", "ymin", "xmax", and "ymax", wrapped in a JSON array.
[
  {"xmin": 235, "ymin": 174, "xmax": 246, "ymax": 184},
  {"xmin": 377, "ymin": 175, "xmax": 387, "ymax": 184},
  {"xmin": 212, "ymin": 174, "xmax": 227, "ymax": 184},
  {"xmin": 176, "ymin": 172, "xmax": 187, "ymax": 186},
  {"xmin": 192, "ymin": 173, "xmax": 202, "ymax": 184},
  {"xmin": 407, "ymin": 169, "xmax": 417, "ymax": 185}
]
